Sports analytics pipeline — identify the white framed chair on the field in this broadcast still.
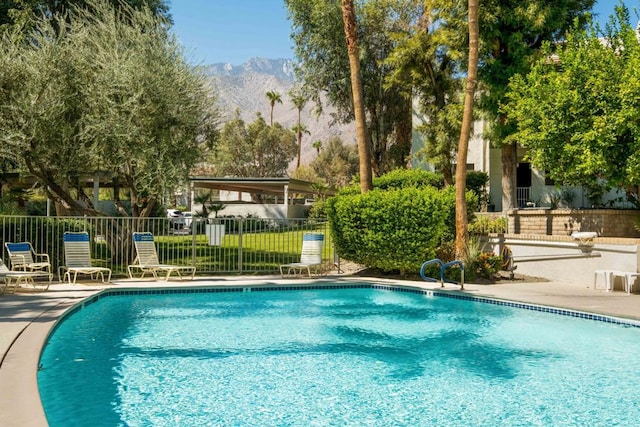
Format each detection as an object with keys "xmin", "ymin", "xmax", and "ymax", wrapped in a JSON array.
[
  {"xmin": 594, "ymin": 270, "xmax": 617, "ymax": 291},
  {"xmin": 128, "ymin": 232, "xmax": 196, "ymax": 281},
  {"xmin": 4, "ymin": 241, "xmax": 53, "ymax": 285},
  {"xmin": 280, "ymin": 233, "xmax": 325, "ymax": 278},
  {"xmin": 58, "ymin": 232, "xmax": 112, "ymax": 284},
  {"xmin": 1, "ymin": 257, "xmax": 51, "ymax": 293},
  {"xmin": 611, "ymin": 271, "xmax": 640, "ymax": 294}
]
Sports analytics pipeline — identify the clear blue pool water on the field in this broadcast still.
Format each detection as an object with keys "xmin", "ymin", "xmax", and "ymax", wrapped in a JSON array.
[{"xmin": 39, "ymin": 286, "xmax": 640, "ymax": 426}]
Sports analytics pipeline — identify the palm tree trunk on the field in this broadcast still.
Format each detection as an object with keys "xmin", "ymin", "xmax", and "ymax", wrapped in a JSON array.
[
  {"xmin": 270, "ymin": 104, "xmax": 274, "ymax": 127},
  {"xmin": 455, "ymin": 0, "xmax": 479, "ymax": 261},
  {"xmin": 296, "ymin": 108, "xmax": 302, "ymax": 169},
  {"xmin": 341, "ymin": 0, "xmax": 372, "ymax": 192}
]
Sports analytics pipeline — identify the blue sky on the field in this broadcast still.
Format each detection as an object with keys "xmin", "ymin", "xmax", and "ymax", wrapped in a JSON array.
[
  {"xmin": 170, "ymin": 1, "xmax": 636, "ymax": 66},
  {"xmin": 170, "ymin": 0, "xmax": 293, "ymax": 66}
]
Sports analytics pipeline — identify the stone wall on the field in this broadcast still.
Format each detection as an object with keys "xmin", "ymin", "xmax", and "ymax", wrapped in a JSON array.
[{"xmin": 507, "ymin": 209, "xmax": 640, "ymax": 238}]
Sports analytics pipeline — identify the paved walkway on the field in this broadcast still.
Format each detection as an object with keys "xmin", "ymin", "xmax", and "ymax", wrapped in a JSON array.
[{"xmin": 1, "ymin": 276, "xmax": 639, "ymax": 426}]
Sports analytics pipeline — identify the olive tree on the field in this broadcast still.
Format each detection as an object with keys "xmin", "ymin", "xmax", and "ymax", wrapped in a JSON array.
[
  {"xmin": 0, "ymin": 0, "xmax": 219, "ymax": 218},
  {"xmin": 212, "ymin": 111, "xmax": 297, "ymax": 179}
]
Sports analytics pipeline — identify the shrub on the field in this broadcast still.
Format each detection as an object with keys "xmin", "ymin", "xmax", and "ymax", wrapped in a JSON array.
[
  {"xmin": 466, "ymin": 251, "xmax": 502, "ymax": 280},
  {"xmin": 326, "ymin": 186, "xmax": 475, "ymax": 273},
  {"xmin": 339, "ymin": 169, "xmax": 444, "ymax": 196},
  {"xmin": 372, "ymin": 169, "xmax": 444, "ymax": 191},
  {"xmin": 463, "ymin": 171, "xmax": 489, "ymax": 211},
  {"xmin": 462, "ymin": 238, "xmax": 502, "ymax": 281},
  {"xmin": 308, "ymin": 199, "xmax": 327, "ymax": 220},
  {"xmin": 469, "ymin": 216, "xmax": 507, "ymax": 235},
  {"xmin": 326, "ymin": 187, "xmax": 447, "ymax": 272}
]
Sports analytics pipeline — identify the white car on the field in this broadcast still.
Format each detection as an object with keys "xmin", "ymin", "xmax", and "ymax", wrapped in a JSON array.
[
  {"xmin": 167, "ymin": 209, "xmax": 183, "ymax": 219},
  {"xmin": 167, "ymin": 209, "xmax": 185, "ymax": 229},
  {"xmin": 183, "ymin": 212, "xmax": 193, "ymax": 227}
]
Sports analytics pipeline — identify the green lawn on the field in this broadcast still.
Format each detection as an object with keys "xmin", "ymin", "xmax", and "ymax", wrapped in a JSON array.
[{"xmin": 150, "ymin": 226, "xmax": 334, "ymax": 274}]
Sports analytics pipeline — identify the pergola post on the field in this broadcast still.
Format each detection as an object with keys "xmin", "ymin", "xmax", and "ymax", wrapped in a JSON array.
[
  {"xmin": 189, "ymin": 181, "xmax": 194, "ymax": 211},
  {"xmin": 283, "ymin": 183, "xmax": 289, "ymax": 218}
]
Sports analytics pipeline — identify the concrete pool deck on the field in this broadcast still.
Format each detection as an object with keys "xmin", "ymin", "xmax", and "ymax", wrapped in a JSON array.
[{"xmin": 2, "ymin": 275, "xmax": 640, "ymax": 426}]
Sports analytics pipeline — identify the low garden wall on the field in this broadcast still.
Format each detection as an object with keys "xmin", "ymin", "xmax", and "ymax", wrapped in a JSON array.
[
  {"xmin": 507, "ymin": 208, "xmax": 640, "ymax": 238},
  {"xmin": 482, "ymin": 234, "xmax": 640, "ymax": 286}
]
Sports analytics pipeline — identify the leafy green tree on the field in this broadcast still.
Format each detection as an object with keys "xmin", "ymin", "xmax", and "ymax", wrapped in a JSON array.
[
  {"xmin": 504, "ymin": 5, "xmax": 640, "ymax": 206},
  {"xmin": 385, "ymin": 1, "xmax": 467, "ymax": 187},
  {"xmin": 310, "ymin": 137, "xmax": 359, "ymax": 188},
  {"xmin": 0, "ymin": 0, "xmax": 218, "ymax": 218},
  {"xmin": 290, "ymin": 164, "xmax": 321, "ymax": 183},
  {"xmin": 265, "ymin": 90, "xmax": 282, "ymax": 126},
  {"xmin": 0, "ymin": 0, "xmax": 171, "ymax": 27},
  {"xmin": 285, "ymin": 0, "xmax": 414, "ymax": 177},
  {"xmin": 212, "ymin": 111, "xmax": 297, "ymax": 180},
  {"xmin": 477, "ymin": 0, "xmax": 595, "ymax": 209}
]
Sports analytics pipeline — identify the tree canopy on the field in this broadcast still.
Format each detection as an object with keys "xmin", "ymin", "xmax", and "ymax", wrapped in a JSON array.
[
  {"xmin": 504, "ymin": 5, "xmax": 640, "ymax": 206},
  {"xmin": 0, "ymin": 0, "xmax": 171, "ymax": 27},
  {"xmin": 310, "ymin": 136, "xmax": 359, "ymax": 188},
  {"xmin": 478, "ymin": 0, "xmax": 595, "ymax": 209},
  {"xmin": 0, "ymin": 0, "xmax": 218, "ymax": 217},
  {"xmin": 285, "ymin": 0, "xmax": 414, "ymax": 177},
  {"xmin": 385, "ymin": 0, "xmax": 467, "ymax": 186},
  {"xmin": 211, "ymin": 111, "xmax": 297, "ymax": 179}
]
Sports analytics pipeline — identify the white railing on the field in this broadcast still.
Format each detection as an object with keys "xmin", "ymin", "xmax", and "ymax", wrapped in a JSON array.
[
  {"xmin": 516, "ymin": 187, "xmax": 531, "ymax": 208},
  {"xmin": 0, "ymin": 216, "xmax": 333, "ymax": 277}
]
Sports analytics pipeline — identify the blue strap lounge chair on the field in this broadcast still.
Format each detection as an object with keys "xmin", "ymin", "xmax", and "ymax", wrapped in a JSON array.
[
  {"xmin": 59, "ymin": 232, "xmax": 112, "ymax": 284},
  {"xmin": 128, "ymin": 232, "xmax": 196, "ymax": 281},
  {"xmin": 5, "ymin": 241, "xmax": 53, "ymax": 285},
  {"xmin": 279, "ymin": 233, "xmax": 325, "ymax": 278}
]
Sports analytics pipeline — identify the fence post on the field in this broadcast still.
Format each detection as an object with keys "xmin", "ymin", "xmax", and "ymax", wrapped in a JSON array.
[
  {"xmin": 192, "ymin": 218, "xmax": 197, "ymax": 267},
  {"xmin": 238, "ymin": 218, "xmax": 243, "ymax": 274}
]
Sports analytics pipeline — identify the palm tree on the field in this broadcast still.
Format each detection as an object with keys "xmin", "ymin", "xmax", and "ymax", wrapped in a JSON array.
[
  {"xmin": 340, "ymin": 0, "xmax": 372, "ymax": 192},
  {"xmin": 265, "ymin": 90, "xmax": 282, "ymax": 126},
  {"xmin": 312, "ymin": 140, "xmax": 322, "ymax": 154},
  {"xmin": 289, "ymin": 89, "xmax": 308, "ymax": 169},
  {"xmin": 455, "ymin": 0, "xmax": 480, "ymax": 264},
  {"xmin": 291, "ymin": 124, "xmax": 311, "ymax": 169}
]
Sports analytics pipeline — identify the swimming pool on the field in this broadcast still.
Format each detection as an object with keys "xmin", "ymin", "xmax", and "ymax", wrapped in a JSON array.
[{"xmin": 38, "ymin": 284, "xmax": 640, "ymax": 426}]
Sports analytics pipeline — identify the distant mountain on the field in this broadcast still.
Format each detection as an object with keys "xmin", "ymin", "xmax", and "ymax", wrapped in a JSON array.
[
  {"xmin": 202, "ymin": 58, "xmax": 295, "ymax": 81},
  {"xmin": 201, "ymin": 58, "xmax": 355, "ymax": 169}
]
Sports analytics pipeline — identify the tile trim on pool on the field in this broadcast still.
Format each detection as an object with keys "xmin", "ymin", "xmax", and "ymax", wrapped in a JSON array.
[
  {"xmin": 73, "ymin": 282, "xmax": 640, "ymax": 329},
  {"xmin": 370, "ymin": 283, "xmax": 640, "ymax": 328}
]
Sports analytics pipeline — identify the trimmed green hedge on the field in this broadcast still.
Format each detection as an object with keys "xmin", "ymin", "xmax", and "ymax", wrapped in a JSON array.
[
  {"xmin": 326, "ymin": 186, "xmax": 476, "ymax": 273},
  {"xmin": 341, "ymin": 169, "xmax": 444, "ymax": 196},
  {"xmin": 372, "ymin": 169, "xmax": 444, "ymax": 191}
]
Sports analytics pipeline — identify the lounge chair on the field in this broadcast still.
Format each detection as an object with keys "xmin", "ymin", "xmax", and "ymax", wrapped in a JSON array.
[
  {"xmin": 58, "ymin": 232, "xmax": 112, "ymax": 284},
  {"xmin": 0, "ymin": 257, "xmax": 51, "ymax": 293},
  {"xmin": 128, "ymin": 232, "xmax": 196, "ymax": 281},
  {"xmin": 280, "ymin": 233, "xmax": 325, "ymax": 278},
  {"xmin": 4, "ymin": 241, "xmax": 53, "ymax": 285}
]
